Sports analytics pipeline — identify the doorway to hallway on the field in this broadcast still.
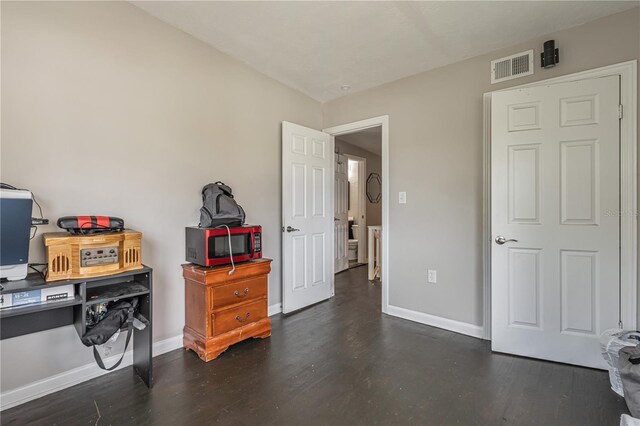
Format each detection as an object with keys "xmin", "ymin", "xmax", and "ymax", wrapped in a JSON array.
[
  {"xmin": 281, "ymin": 116, "xmax": 389, "ymax": 314},
  {"xmin": 333, "ymin": 126, "xmax": 382, "ymax": 278}
]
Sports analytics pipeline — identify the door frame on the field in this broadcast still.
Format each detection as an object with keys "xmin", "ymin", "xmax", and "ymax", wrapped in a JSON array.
[
  {"xmin": 344, "ymin": 153, "xmax": 368, "ymax": 264},
  {"xmin": 324, "ymin": 116, "xmax": 390, "ymax": 313},
  {"xmin": 482, "ymin": 60, "xmax": 638, "ymax": 340}
]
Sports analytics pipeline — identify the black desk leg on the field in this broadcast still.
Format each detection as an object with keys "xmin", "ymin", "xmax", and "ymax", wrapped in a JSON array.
[{"xmin": 133, "ymin": 276, "xmax": 153, "ymax": 387}]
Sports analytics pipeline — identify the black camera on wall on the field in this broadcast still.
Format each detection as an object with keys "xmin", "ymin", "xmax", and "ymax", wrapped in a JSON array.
[{"xmin": 541, "ymin": 40, "xmax": 559, "ymax": 68}]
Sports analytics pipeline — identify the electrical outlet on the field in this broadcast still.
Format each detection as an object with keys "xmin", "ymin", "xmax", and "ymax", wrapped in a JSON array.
[
  {"xmin": 399, "ymin": 191, "xmax": 407, "ymax": 204},
  {"xmin": 428, "ymin": 269, "xmax": 437, "ymax": 284}
]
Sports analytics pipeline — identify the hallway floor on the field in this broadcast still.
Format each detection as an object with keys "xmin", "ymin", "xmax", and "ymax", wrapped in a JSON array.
[{"xmin": 2, "ymin": 266, "xmax": 628, "ymax": 425}]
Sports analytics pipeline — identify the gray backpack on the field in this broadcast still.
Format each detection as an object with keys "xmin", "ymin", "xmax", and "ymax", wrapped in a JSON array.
[{"xmin": 199, "ymin": 182, "xmax": 246, "ymax": 228}]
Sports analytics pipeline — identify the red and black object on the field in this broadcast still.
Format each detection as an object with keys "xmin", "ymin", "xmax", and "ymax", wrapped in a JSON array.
[
  {"xmin": 186, "ymin": 225, "xmax": 262, "ymax": 267},
  {"xmin": 57, "ymin": 216, "xmax": 125, "ymax": 235}
]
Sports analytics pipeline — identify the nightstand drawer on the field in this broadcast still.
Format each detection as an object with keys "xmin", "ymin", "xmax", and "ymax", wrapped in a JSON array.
[
  {"xmin": 209, "ymin": 276, "xmax": 266, "ymax": 310},
  {"xmin": 210, "ymin": 299, "xmax": 267, "ymax": 337}
]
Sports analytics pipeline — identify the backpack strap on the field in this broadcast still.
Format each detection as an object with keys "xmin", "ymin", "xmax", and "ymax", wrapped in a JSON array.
[
  {"xmin": 214, "ymin": 181, "xmax": 233, "ymax": 197},
  {"xmin": 92, "ymin": 306, "xmax": 135, "ymax": 371},
  {"xmin": 201, "ymin": 182, "xmax": 234, "ymax": 199}
]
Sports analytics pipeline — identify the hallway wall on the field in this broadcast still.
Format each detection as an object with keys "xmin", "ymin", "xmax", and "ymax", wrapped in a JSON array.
[{"xmin": 335, "ymin": 139, "xmax": 382, "ymax": 227}]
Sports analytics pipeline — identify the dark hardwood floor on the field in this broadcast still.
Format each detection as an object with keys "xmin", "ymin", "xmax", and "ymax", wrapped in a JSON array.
[{"xmin": 2, "ymin": 266, "xmax": 628, "ymax": 425}]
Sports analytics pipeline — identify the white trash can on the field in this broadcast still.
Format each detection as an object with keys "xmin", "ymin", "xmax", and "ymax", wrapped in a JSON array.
[{"xmin": 601, "ymin": 329, "xmax": 640, "ymax": 396}]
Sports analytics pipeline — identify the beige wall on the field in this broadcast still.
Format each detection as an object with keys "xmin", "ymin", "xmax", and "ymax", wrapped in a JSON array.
[
  {"xmin": 0, "ymin": 1, "xmax": 321, "ymax": 393},
  {"xmin": 2, "ymin": 0, "xmax": 639, "ymax": 401},
  {"xmin": 323, "ymin": 9, "xmax": 640, "ymax": 327},
  {"xmin": 335, "ymin": 139, "xmax": 382, "ymax": 227}
]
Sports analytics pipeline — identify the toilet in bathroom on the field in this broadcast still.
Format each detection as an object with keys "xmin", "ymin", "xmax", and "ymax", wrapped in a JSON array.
[{"xmin": 348, "ymin": 224, "xmax": 359, "ymax": 261}]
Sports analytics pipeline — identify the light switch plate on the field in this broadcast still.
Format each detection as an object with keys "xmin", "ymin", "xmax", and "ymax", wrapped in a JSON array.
[
  {"xmin": 399, "ymin": 191, "xmax": 407, "ymax": 204},
  {"xmin": 428, "ymin": 269, "xmax": 437, "ymax": 284}
]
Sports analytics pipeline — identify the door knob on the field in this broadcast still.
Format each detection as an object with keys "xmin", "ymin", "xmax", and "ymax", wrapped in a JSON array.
[
  {"xmin": 334, "ymin": 217, "xmax": 339, "ymax": 221},
  {"xmin": 495, "ymin": 235, "xmax": 518, "ymax": 245},
  {"xmin": 286, "ymin": 226, "xmax": 300, "ymax": 233}
]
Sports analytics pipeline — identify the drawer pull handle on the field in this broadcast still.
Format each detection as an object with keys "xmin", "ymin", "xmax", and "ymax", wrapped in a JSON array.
[
  {"xmin": 235, "ymin": 312, "xmax": 251, "ymax": 323},
  {"xmin": 234, "ymin": 288, "xmax": 249, "ymax": 298}
]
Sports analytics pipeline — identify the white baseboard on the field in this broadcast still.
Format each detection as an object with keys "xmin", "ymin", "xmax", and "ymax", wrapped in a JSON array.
[
  {"xmin": 152, "ymin": 335, "xmax": 183, "ymax": 356},
  {"xmin": 387, "ymin": 304, "xmax": 483, "ymax": 339},
  {"xmin": 2, "ymin": 304, "xmax": 284, "ymax": 411},
  {"xmin": 268, "ymin": 303, "xmax": 282, "ymax": 316},
  {"xmin": 0, "ymin": 334, "xmax": 183, "ymax": 412}
]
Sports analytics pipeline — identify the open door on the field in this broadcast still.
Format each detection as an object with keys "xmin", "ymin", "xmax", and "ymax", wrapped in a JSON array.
[
  {"xmin": 334, "ymin": 153, "xmax": 349, "ymax": 273},
  {"xmin": 282, "ymin": 122, "xmax": 333, "ymax": 313}
]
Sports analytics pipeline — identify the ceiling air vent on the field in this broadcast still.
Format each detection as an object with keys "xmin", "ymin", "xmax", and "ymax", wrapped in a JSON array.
[{"xmin": 491, "ymin": 49, "xmax": 534, "ymax": 84}]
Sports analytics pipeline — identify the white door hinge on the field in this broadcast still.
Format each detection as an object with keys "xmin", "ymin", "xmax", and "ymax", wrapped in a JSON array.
[{"xmin": 619, "ymin": 104, "xmax": 624, "ymax": 119}]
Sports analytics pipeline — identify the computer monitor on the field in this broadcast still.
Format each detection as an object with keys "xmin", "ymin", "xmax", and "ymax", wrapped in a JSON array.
[{"xmin": 0, "ymin": 188, "xmax": 33, "ymax": 281}]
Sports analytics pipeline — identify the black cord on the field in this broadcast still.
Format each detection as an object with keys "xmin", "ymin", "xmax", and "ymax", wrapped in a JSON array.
[
  {"xmin": 31, "ymin": 194, "xmax": 43, "ymax": 219},
  {"xmin": 74, "ymin": 222, "xmax": 124, "ymax": 235},
  {"xmin": 78, "ymin": 222, "xmax": 112, "ymax": 229},
  {"xmin": 28, "ymin": 264, "xmax": 47, "ymax": 280}
]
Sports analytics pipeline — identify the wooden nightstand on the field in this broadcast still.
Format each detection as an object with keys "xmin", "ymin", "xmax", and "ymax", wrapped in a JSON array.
[{"xmin": 182, "ymin": 258, "xmax": 272, "ymax": 361}]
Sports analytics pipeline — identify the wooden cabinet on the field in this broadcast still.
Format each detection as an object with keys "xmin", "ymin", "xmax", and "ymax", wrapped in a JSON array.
[{"xmin": 182, "ymin": 259, "xmax": 272, "ymax": 361}]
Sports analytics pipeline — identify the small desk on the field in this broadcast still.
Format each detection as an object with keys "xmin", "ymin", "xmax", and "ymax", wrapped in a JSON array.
[{"xmin": 0, "ymin": 267, "xmax": 153, "ymax": 387}]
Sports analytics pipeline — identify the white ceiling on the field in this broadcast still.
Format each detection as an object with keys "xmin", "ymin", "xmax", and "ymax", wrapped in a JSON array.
[
  {"xmin": 132, "ymin": 1, "xmax": 638, "ymax": 102},
  {"xmin": 337, "ymin": 127, "xmax": 382, "ymax": 156}
]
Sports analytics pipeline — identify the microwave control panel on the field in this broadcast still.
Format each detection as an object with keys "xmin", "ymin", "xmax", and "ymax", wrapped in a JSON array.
[{"xmin": 254, "ymin": 233, "xmax": 262, "ymax": 252}]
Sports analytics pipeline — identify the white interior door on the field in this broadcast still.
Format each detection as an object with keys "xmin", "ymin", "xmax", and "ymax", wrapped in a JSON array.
[
  {"xmin": 346, "ymin": 155, "xmax": 367, "ymax": 264},
  {"xmin": 282, "ymin": 122, "xmax": 333, "ymax": 313},
  {"xmin": 491, "ymin": 75, "xmax": 620, "ymax": 369},
  {"xmin": 335, "ymin": 153, "xmax": 349, "ymax": 273},
  {"xmin": 357, "ymin": 159, "xmax": 367, "ymax": 265}
]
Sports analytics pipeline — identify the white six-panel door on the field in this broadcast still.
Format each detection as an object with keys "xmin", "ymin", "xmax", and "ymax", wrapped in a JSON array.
[
  {"xmin": 335, "ymin": 153, "xmax": 349, "ymax": 273},
  {"xmin": 491, "ymin": 76, "xmax": 620, "ymax": 369},
  {"xmin": 282, "ymin": 122, "xmax": 333, "ymax": 313}
]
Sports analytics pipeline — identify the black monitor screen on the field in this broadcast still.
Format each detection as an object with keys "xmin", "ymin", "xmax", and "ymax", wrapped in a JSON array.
[{"xmin": 0, "ymin": 194, "xmax": 33, "ymax": 266}]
